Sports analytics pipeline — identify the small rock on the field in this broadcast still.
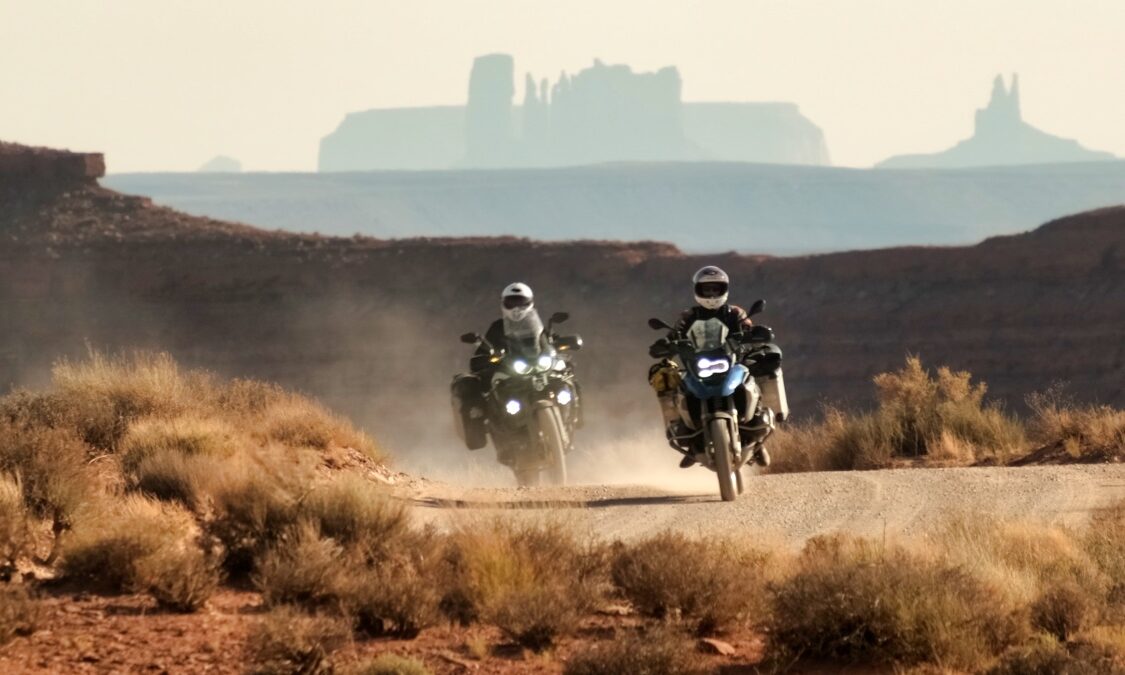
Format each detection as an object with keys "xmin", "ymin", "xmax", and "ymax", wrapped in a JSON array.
[
  {"xmin": 596, "ymin": 604, "xmax": 633, "ymax": 616},
  {"xmin": 698, "ymin": 638, "xmax": 736, "ymax": 656}
]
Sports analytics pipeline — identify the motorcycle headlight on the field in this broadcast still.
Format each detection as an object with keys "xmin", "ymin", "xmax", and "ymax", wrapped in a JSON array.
[
  {"xmin": 537, "ymin": 354, "xmax": 554, "ymax": 371},
  {"xmin": 696, "ymin": 357, "xmax": 731, "ymax": 377},
  {"xmin": 511, "ymin": 359, "xmax": 530, "ymax": 374},
  {"xmin": 552, "ymin": 359, "xmax": 567, "ymax": 371},
  {"xmin": 557, "ymin": 388, "xmax": 573, "ymax": 405},
  {"xmin": 505, "ymin": 399, "xmax": 522, "ymax": 415}
]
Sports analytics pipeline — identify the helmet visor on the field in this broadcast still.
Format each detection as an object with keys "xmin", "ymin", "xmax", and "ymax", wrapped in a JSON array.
[
  {"xmin": 502, "ymin": 295, "xmax": 532, "ymax": 310},
  {"xmin": 695, "ymin": 281, "xmax": 728, "ymax": 299}
]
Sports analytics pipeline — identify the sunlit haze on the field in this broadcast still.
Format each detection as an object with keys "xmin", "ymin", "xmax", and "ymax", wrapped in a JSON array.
[{"xmin": 3, "ymin": 0, "xmax": 1123, "ymax": 172}]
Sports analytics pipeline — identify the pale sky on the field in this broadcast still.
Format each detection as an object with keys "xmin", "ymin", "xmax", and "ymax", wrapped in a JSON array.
[{"xmin": 3, "ymin": 0, "xmax": 1123, "ymax": 172}]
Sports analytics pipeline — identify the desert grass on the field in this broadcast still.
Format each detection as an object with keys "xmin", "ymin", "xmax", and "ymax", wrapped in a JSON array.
[
  {"xmin": 247, "ymin": 606, "xmax": 351, "ymax": 675},
  {"xmin": 768, "ymin": 357, "xmax": 1026, "ymax": 472},
  {"xmin": 611, "ymin": 531, "xmax": 772, "ymax": 635},
  {"xmin": 0, "ymin": 584, "xmax": 39, "ymax": 646},
  {"xmin": 564, "ymin": 627, "xmax": 704, "ymax": 675},
  {"xmin": 1027, "ymin": 388, "xmax": 1125, "ymax": 462},
  {"xmin": 340, "ymin": 654, "xmax": 433, "ymax": 675}
]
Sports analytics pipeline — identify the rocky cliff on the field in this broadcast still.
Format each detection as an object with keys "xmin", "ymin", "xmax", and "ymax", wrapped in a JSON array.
[
  {"xmin": 318, "ymin": 55, "xmax": 831, "ymax": 171},
  {"xmin": 878, "ymin": 74, "xmax": 1116, "ymax": 168},
  {"xmin": 4, "ymin": 144, "xmax": 1123, "ymax": 457}
]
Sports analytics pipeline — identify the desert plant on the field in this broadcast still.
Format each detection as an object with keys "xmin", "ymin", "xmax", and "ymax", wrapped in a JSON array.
[
  {"xmin": 132, "ymin": 449, "xmax": 223, "ymax": 509},
  {"xmin": 206, "ymin": 457, "xmax": 303, "ymax": 575},
  {"xmin": 612, "ymin": 531, "xmax": 770, "ymax": 634},
  {"xmin": 0, "ymin": 473, "xmax": 29, "ymax": 567},
  {"xmin": 60, "ymin": 494, "xmax": 195, "ymax": 592},
  {"xmin": 768, "ymin": 534, "xmax": 1025, "ymax": 670},
  {"xmin": 135, "ymin": 541, "xmax": 222, "ymax": 612},
  {"xmin": 120, "ymin": 415, "xmax": 238, "ymax": 473},
  {"xmin": 247, "ymin": 606, "xmax": 350, "ymax": 675},
  {"xmin": 299, "ymin": 475, "xmax": 408, "ymax": 558},
  {"xmin": 345, "ymin": 556, "xmax": 442, "ymax": 638},
  {"xmin": 254, "ymin": 521, "xmax": 346, "ymax": 609},
  {"xmin": 340, "ymin": 653, "xmax": 433, "ymax": 675},
  {"xmin": 1031, "ymin": 580, "xmax": 1096, "ymax": 642},
  {"xmin": 441, "ymin": 521, "xmax": 604, "ymax": 649},
  {"xmin": 564, "ymin": 627, "xmax": 704, "ymax": 675},
  {"xmin": 0, "ymin": 584, "xmax": 39, "ymax": 645},
  {"xmin": 1028, "ymin": 389, "xmax": 1125, "ymax": 462}
]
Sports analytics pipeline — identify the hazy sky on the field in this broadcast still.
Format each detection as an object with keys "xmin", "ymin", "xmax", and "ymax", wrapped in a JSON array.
[{"xmin": 3, "ymin": 0, "xmax": 1123, "ymax": 172}]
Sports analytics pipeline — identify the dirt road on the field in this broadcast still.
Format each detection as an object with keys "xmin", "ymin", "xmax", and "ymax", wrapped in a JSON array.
[{"xmin": 408, "ymin": 463, "xmax": 1125, "ymax": 546}]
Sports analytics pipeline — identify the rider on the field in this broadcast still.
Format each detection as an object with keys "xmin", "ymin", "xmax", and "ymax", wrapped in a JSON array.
[
  {"xmin": 650, "ymin": 265, "xmax": 772, "ymax": 468},
  {"xmin": 472, "ymin": 282, "xmax": 545, "ymax": 380}
]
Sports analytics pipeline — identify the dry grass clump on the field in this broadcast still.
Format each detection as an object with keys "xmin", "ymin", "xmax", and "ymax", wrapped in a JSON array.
[
  {"xmin": 987, "ymin": 632, "xmax": 1125, "ymax": 675},
  {"xmin": 345, "ymin": 553, "xmax": 443, "ymax": 638},
  {"xmin": 611, "ymin": 531, "xmax": 771, "ymax": 635},
  {"xmin": 0, "ymin": 473, "xmax": 29, "ymax": 568},
  {"xmin": 441, "ymin": 521, "xmax": 606, "ymax": 650},
  {"xmin": 137, "ymin": 542, "xmax": 222, "ymax": 612},
  {"xmin": 768, "ymin": 534, "xmax": 1025, "ymax": 670},
  {"xmin": 341, "ymin": 654, "xmax": 433, "ymax": 675},
  {"xmin": 1031, "ymin": 580, "xmax": 1096, "ymax": 642},
  {"xmin": 564, "ymin": 627, "xmax": 704, "ymax": 675},
  {"xmin": 247, "ymin": 606, "xmax": 350, "ymax": 675},
  {"xmin": 60, "ymin": 495, "xmax": 196, "ymax": 592},
  {"xmin": 768, "ymin": 357, "xmax": 1025, "ymax": 472},
  {"xmin": 255, "ymin": 521, "xmax": 347, "ymax": 609},
  {"xmin": 300, "ymin": 474, "xmax": 410, "ymax": 557},
  {"xmin": 1027, "ymin": 389, "xmax": 1125, "ymax": 462},
  {"xmin": 0, "ymin": 584, "xmax": 39, "ymax": 645}
]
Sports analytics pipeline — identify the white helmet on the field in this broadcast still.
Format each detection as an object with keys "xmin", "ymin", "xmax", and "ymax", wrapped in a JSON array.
[
  {"xmin": 500, "ymin": 282, "xmax": 535, "ymax": 321},
  {"xmin": 692, "ymin": 266, "xmax": 729, "ymax": 310}
]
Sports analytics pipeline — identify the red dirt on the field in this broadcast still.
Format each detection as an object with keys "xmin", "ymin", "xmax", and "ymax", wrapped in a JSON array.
[{"xmin": 0, "ymin": 588, "xmax": 769, "ymax": 674}]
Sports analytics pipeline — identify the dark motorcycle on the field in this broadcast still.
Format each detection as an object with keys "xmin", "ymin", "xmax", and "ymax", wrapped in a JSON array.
[
  {"xmin": 452, "ymin": 313, "xmax": 583, "ymax": 486},
  {"xmin": 648, "ymin": 300, "xmax": 787, "ymax": 501}
]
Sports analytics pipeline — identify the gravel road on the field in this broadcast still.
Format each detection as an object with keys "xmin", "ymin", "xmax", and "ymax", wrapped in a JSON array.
[{"xmin": 408, "ymin": 464, "xmax": 1125, "ymax": 546}]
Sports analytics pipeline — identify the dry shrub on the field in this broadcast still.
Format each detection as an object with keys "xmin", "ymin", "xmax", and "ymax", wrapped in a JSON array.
[
  {"xmin": 345, "ymin": 555, "xmax": 442, "ymax": 638},
  {"xmin": 0, "ymin": 421, "xmax": 99, "ymax": 537},
  {"xmin": 1084, "ymin": 501, "xmax": 1125, "ymax": 620},
  {"xmin": 300, "ymin": 475, "xmax": 409, "ymax": 557},
  {"xmin": 0, "ymin": 474, "xmax": 29, "ymax": 567},
  {"xmin": 258, "ymin": 395, "xmax": 381, "ymax": 460},
  {"xmin": 255, "ymin": 521, "xmax": 346, "ymax": 608},
  {"xmin": 564, "ymin": 627, "xmax": 704, "ymax": 675},
  {"xmin": 247, "ymin": 606, "xmax": 350, "ymax": 675},
  {"xmin": 1028, "ymin": 389, "xmax": 1125, "ymax": 462},
  {"xmin": 136, "ymin": 542, "xmax": 222, "ymax": 612},
  {"xmin": 612, "ymin": 531, "xmax": 771, "ymax": 635},
  {"xmin": 0, "ymin": 584, "xmax": 39, "ymax": 645},
  {"xmin": 988, "ymin": 632, "xmax": 1125, "ymax": 675},
  {"xmin": 207, "ymin": 456, "xmax": 304, "ymax": 575},
  {"xmin": 132, "ymin": 449, "xmax": 224, "ymax": 509},
  {"xmin": 442, "ymin": 521, "xmax": 604, "ymax": 649},
  {"xmin": 838, "ymin": 357, "xmax": 1024, "ymax": 468},
  {"xmin": 764, "ymin": 408, "xmax": 850, "ymax": 473},
  {"xmin": 61, "ymin": 495, "xmax": 195, "ymax": 592},
  {"xmin": 51, "ymin": 351, "xmax": 211, "ymax": 451},
  {"xmin": 341, "ymin": 654, "xmax": 433, "ymax": 675},
  {"xmin": 120, "ymin": 415, "xmax": 238, "ymax": 473},
  {"xmin": 1031, "ymin": 580, "xmax": 1096, "ymax": 642},
  {"xmin": 768, "ymin": 534, "xmax": 1024, "ymax": 670},
  {"xmin": 935, "ymin": 518, "xmax": 1105, "ymax": 606}
]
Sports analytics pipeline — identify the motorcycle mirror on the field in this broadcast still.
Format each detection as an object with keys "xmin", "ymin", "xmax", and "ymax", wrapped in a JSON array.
[
  {"xmin": 460, "ymin": 332, "xmax": 480, "ymax": 345},
  {"xmin": 648, "ymin": 318, "xmax": 673, "ymax": 331},
  {"xmin": 748, "ymin": 299, "xmax": 766, "ymax": 316},
  {"xmin": 747, "ymin": 325, "xmax": 774, "ymax": 342},
  {"xmin": 549, "ymin": 312, "xmax": 569, "ymax": 325},
  {"xmin": 555, "ymin": 335, "xmax": 583, "ymax": 351}
]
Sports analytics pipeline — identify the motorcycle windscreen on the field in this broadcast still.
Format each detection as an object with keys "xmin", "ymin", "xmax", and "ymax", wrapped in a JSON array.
[
  {"xmin": 504, "ymin": 310, "xmax": 546, "ymax": 356},
  {"xmin": 687, "ymin": 318, "xmax": 729, "ymax": 352}
]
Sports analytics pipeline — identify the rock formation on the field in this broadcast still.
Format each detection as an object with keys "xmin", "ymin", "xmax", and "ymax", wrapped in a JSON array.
[
  {"xmin": 0, "ymin": 142, "xmax": 104, "ymax": 184},
  {"xmin": 197, "ymin": 155, "xmax": 242, "ymax": 173},
  {"xmin": 878, "ymin": 74, "xmax": 1116, "ymax": 168},
  {"xmin": 318, "ymin": 55, "xmax": 830, "ymax": 171}
]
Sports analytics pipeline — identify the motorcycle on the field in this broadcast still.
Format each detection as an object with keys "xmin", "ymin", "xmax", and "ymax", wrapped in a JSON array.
[
  {"xmin": 647, "ymin": 299, "xmax": 787, "ymax": 501},
  {"xmin": 452, "ymin": 312, "xmax": 583, "ymax": 486}
]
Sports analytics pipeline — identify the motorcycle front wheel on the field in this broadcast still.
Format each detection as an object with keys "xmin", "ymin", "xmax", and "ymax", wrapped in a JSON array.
[
  {"xmin": 709, "ymin": 417, "xmax": 738, "ymax": 502},
  {"xmin": 536, "ymin": 406, "xmax": 568, "ymax": 486}
]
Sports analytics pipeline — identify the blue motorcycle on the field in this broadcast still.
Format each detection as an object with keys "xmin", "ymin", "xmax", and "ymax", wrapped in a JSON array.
[{"xmin": 648, "ymin": 300, "xmax": 783, "ymax": 501}]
